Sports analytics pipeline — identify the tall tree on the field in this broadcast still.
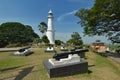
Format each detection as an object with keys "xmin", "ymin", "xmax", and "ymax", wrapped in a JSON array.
[
  {"xmin": 67, "ymin": 32, "xmax": 83, "ymax": 46},
  {"xmin": 38, "ymin": 22, "xmax": 47, "ymax": 35},
  {"xmin": 0, "ymin": 22, "xmax": 39, "ymax": 47},
  {"xmin": 55, "ymin": 40, "xmax": 63, "ymax": 45},
  {"xmin": 33, "ymin": 38, "xmax": 42, "ymax": 46},
  {"xmin": 75, "ymin": 0, "xmax": 120, "ymax": 43},
  {"xmin": 42, "ymin": 35, "xmax": 49, "ymax": 44}
]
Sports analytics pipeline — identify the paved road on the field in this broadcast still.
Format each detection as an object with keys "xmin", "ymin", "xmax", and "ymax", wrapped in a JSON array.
[
  {"xmin": 108, "ymin": 55, "xmax": 120, "ymax": 64},
  {"xmin": 0, "ymin": 48, "xmax": 41, "ymax": 52},
  {"xmin": 103, "ymin": 52, "xmax": 120, "ymax": 64}
]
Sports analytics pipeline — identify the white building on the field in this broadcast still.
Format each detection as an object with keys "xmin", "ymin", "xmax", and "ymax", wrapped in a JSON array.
[{"xmin": 46, "ymin": 10, "xmax": 55, "ymax": 44}]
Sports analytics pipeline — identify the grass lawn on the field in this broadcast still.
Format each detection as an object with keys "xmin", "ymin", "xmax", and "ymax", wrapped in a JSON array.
[
  {"xmin": 0, "ymin": 52, "xmax": 29, "ymax": 70},
  {"xmin": 0, "ymin": 48, "xmax": 120, "ymax": 80}
]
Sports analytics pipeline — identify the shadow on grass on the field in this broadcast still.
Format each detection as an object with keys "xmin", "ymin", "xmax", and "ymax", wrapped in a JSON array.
[
  {"xmin": 88, "ymin": 65, "xmax": 94, "ymax": 74},
  {"xmin": 0, "ymin": 66, "xmax": 22, "ymax": 72},
  {"xmin": 88, "ymin": 70, "xmax": 92, "ymax": 74},
  {"xmin": 15, "ymin": 66, "xmax": 34, "ymax": 80},
  {"xmin": 88, "ymin": 64, "xmax": 95, "ymax": 67},
  {"xmin": 0, "ymin": 65, "xmax": 38, "ymax": 80}
]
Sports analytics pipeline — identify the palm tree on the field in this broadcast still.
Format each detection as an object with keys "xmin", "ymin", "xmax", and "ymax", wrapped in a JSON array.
[{"xmin": 38, "ymin": 22, "xmax": 47, "ymax": 35}]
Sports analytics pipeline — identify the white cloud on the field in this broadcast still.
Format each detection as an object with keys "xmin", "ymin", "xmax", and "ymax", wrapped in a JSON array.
[{"xmin": 57, "ymin": 10, "xmax": 78, "ymax": 21}]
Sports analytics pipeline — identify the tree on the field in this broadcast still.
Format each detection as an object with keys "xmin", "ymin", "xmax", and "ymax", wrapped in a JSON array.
[
  {"xmin": 66, "ymin": 32, "xmax": 83, "ymax": 46},
  {"xmin": 66, "ymin": 39, "xmax": 74, "ymax": 45},
  {"xmin": 0, "ymin": 22, "xmax": 39, "ymax": 47},
  {"xmin": 55, "ymin": 40, "xmax": 63, "ymax": 45},
  {"xmin": 42, "ymin": 35, "xmax": 49, "ymax": 44},
  {"xmin": 33, "ymin": 38, "xmax": 42, "ymax": 46},
  {"xmin": 75, "ymin": 0, "xmax": 120, "ymax": 43},
  {"xmin": 38, "ymin": 22, "xmax": 47, "ymax": 35}
]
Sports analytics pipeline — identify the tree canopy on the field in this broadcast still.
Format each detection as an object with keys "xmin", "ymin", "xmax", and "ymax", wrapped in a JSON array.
[
  {"xmin": 0, "ymin": 22, "xmax": 39, "ymax": 47},
  {"xmin": 67, "ymin": 32, "xmax": 83, "ymax": 46},
  {"xmin": 38, "ymin": 22, "xmax": 47, "ymax": 34},
  {"xmin": 75, "ymin": 0, "xmax": 120, "ymax": 43},
  {"xmin": 41, "ymin": 35, "xmax": 49, "ymax": 44},
  {"xmin": 55, "ymin": 40, "xmax": 64, "ymax": 45},
  {"xmin": 33, "ymin": 38, "xmax": 42, "ymax": 45}
]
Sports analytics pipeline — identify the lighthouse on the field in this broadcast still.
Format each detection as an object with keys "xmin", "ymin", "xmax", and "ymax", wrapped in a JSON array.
[{"xmin": 46, "ymin": 10, "xmax": 55, "ymax": 44}]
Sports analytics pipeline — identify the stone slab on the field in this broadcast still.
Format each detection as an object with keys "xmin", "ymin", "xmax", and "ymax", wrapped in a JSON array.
[{"xmin": 43, "ymin": 60, "xmax": 88, "ymax": 78}]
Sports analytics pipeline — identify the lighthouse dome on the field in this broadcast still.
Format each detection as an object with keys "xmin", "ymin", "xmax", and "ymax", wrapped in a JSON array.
[{"xmin": 48, "ymin": 10, "xmax": 52, "ymax": 14}]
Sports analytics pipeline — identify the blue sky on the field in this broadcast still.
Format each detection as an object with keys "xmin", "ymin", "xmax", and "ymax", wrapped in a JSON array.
[{"xmin": 0, "ymin": 0, "xmax": 109, "ymax": 44}]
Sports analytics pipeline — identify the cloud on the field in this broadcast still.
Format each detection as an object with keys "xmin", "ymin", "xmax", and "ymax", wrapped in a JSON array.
[{"xmin": 57, "ymin": 10, "xmax": 78, "ymax": 21}]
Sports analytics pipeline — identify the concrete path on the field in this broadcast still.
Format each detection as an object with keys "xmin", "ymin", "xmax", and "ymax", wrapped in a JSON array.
[{"xmin": 0, "ymin": 48, "xmax": 21, "ymax": 52}]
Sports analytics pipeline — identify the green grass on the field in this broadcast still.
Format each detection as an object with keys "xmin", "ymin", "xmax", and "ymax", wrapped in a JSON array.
[
  {"xmin": 95, "ymin": 53, "xmax": 120, "ymax": 74},
  {"xmin": 0, "ymin": 52, "xmax": 29, "ymax": 71},
  {"xmin": 0, "ymin": 48, "xmax": 120, "ymax": 80},
  {"xmin": 0, "ymin": 58, "xmax": 26, "ymax": 69}
]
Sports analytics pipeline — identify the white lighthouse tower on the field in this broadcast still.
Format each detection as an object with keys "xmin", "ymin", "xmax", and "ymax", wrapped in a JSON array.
[{"xmin": 46, "ymin": 10, "xmax": 55, "ymax": 44}]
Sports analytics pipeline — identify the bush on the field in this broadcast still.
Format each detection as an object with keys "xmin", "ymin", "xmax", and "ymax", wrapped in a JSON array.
[{"xmin": 116, "ymin": 46, "xmax": 120, "ymax": 54}]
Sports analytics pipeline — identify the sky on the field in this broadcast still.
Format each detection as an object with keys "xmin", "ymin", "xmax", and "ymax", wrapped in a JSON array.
[{"xmin": 0, "ymin": 0, "xmax": 110, "ymax": 44}]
